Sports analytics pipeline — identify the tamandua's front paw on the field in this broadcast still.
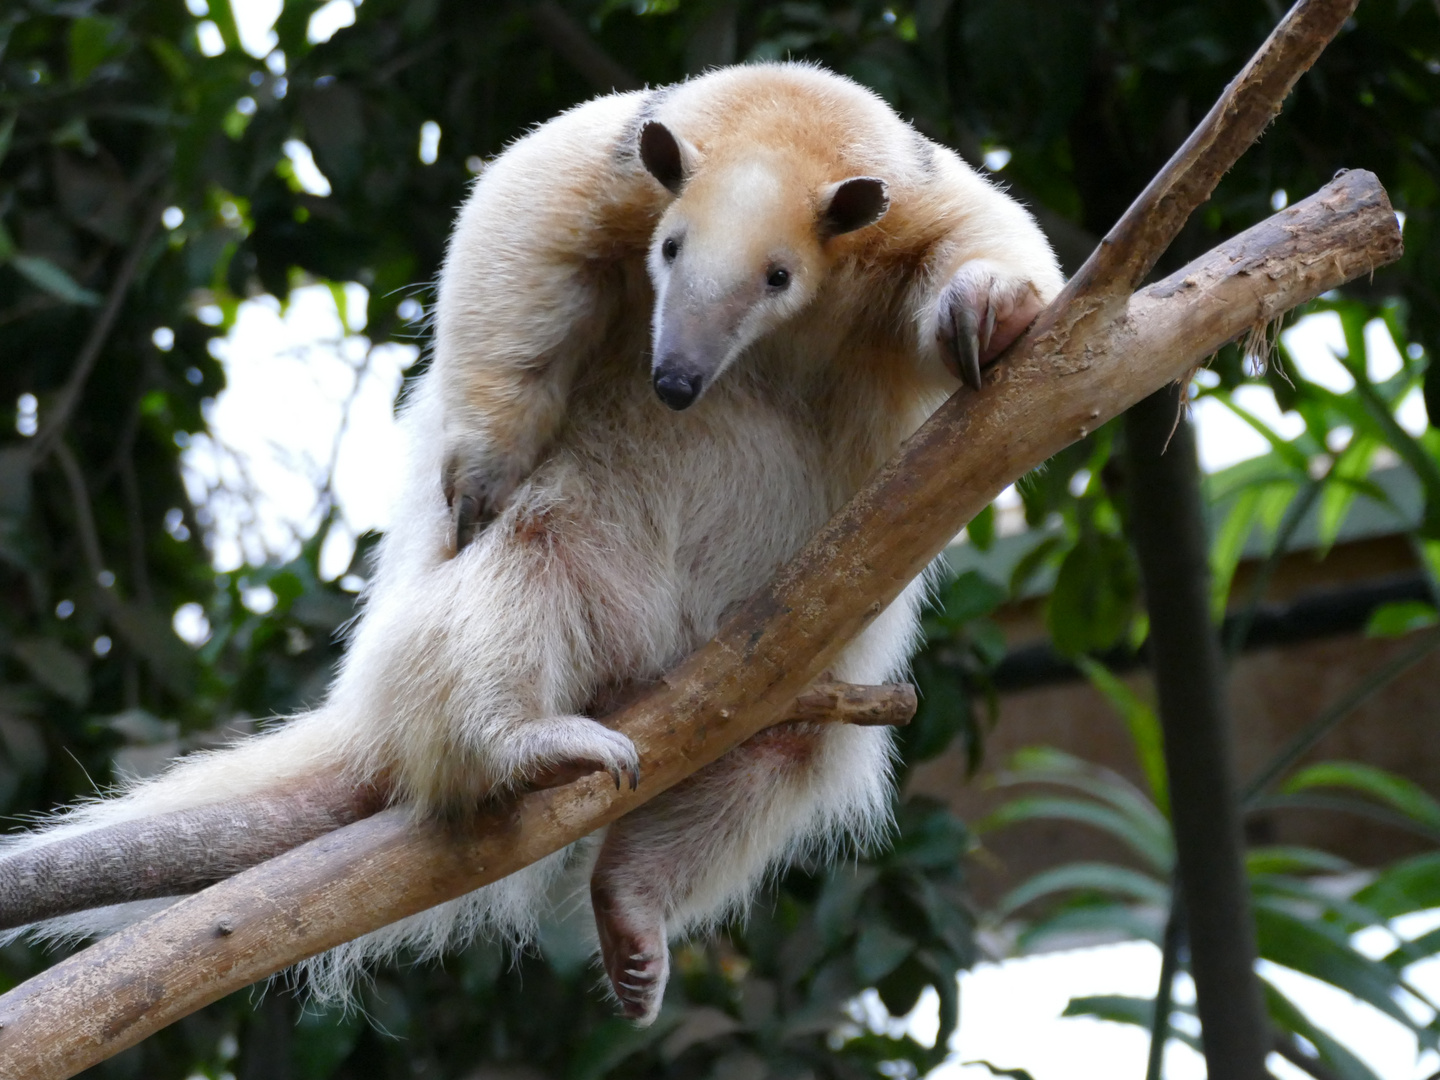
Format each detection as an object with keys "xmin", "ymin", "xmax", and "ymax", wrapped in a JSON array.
[
  {"xmin": 591, "ymin": 878, "xmax": 669, "ymax": 1026},
  {"xmin": 442, "ymin": 453, "xmax": 525, "ymax": 553},
  {"xmin": 935, "ymin": 259, "xmax": 1046, "ymax": 390},
  {"xmin": 509, "ymin": 715, "xmax": 641, "ymax": 793}
]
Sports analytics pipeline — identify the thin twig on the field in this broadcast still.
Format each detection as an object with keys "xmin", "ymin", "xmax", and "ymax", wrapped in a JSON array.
[
  {"xmin": 528, "ymin": 1, "xmax": 641, "ymax": 93},
  {"xmin": 1241, "ymin": 626, "xmax": 1440, "ymax": 802},
  {"xmin": 51, "ymin": 442, "xmax": 106, "ymax": 588},
  {"xmin": 1144, "ymin": 886, "xmax": 1186, "ymax": 1080},
  {"xmin": 30, "ymin": 199, "xmax": 165, "ymax": 464}
]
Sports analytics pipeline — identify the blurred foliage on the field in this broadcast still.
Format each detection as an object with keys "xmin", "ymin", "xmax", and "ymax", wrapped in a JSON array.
[
  {"xmin": 984, "ymin": 726, "xmax": 1440, "ymax": 1080},
  {"xmin": 1, "ymin": 0, "xmax": 1439, "ymax": 1077}
]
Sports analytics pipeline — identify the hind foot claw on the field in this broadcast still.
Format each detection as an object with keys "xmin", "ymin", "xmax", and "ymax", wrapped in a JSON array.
[
  {"xmin": 506, "ymin": 716, "xmax": 641, "ymax": 793},
  {"xmin": 592, "ymin": 882, "xmax": 668, "ymax": 1026}
]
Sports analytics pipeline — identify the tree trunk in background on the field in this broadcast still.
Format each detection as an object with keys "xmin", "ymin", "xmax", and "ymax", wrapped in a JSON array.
[{"xmin": 1124, "ymin": 384, "xmax": 1271, "ymax": 1078}]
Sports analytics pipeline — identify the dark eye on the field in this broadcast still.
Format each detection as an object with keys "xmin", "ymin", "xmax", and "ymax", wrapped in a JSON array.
[
  {"xmin": 766, "ymin": 267, "xmax": 790, "ymax": 290},
  {"xmin": 661, "ymin": 237, "xmax": 679, "ymax": 262}
]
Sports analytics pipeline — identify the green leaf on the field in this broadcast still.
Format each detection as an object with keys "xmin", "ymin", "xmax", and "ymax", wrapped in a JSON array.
[
  {"xmin": 564, "ymin": 1013, "xmax": 676, "ymax": 1080},
  {"xmin": 979, "ymin": 795, "xmax": 1172, "ymax": 871},
  {"xmin": 1074, "ymin": 656, "xmax": 1168, "ymax": 814},
  {"xmin": 814, "ymin": 864, "xmax": 879, "ymax": 950},
  {"xmin": 1354, "ymin": 852, "xmax": 1440, "ymax": 919},
  {"xmin": 292, "ymin": 1001, "xmax": 365, "ymax": 1079},
  {"xmin": 873, "ymin": 952, "xmax": 928, "ymax": 1016},
  {"xmin": 68, "ymin": 16, "xmax": 122, "ymax": 84},
  {"xmin": 1318, "ymin": 435, "xmax": 1379, "ymax": 550},
  {"xmin": 1261, "ymin": 977, "xmax": 1385, "ymax": 1080},
  {"xmin": 0, "ymin": 113, "xmax": 15, "ymax": 170},
  {"xmin": 1282, "ymin": 761, "xmax": 1440, "ymax": 832},
  {"xmin": 1017, "ymin": 902, "xmax": 1164, "ymax": 950},
  {"xmin": 1061, "ymin": 995, "xmax": 1202, "ymax": 1051},
  {"xmin": 994, "ymin": 748, "xmax": 1171, "ymax": 850},
  {"xmin": 968, "ymin": 504, "xmax": 996, "ymax": 550},
  {"xmin": 1380, "ymin": 926, "xmax": 1440, "ymax": 973},
  {"xmin": 1047, "ymin": 530, "xmax": 1137, "ymax": 655},
  {"xmin": 996, "ymin": 862, "xmax": 1168, "ymax": 917},
  {"xmin": 1215, "ymin": 392, "xmax": 1311, "ymax": 473},
  {"xmin": 1426, "ymin": 357, "xmax": 1440, "ymax": 432},
  {"xmin": 1253, "ymin": 792, "xmax": 1440, "ymax": 843},
  {"xmin": 854, "ymin": 921, "xmax": 914, "ymax": 985},
  {"xmin": 7, "ymin": 255, "xmax": 102, "ymax": 306},
  {"xmin": 906, "ymin": 876, "xmax": 975, "ymax": 961},
  {"xmin": 1009, "ymin": 533, "xmax": 1065, "ymax": 597},
  {"xmin": 9, "ymin": 639, "xmax": 89, "ymax": 706},
  {"xmin": 107, "ymin": 601, "xmax": 198, "ymax": 699},
  {"xmin": 1210, "ymin": 484, "xmax": 1264, "ymax": 621},
  {"xmin": 962, "ymin": 1062, "xmax": 1038, "ymax": 1080},
  {"xmin": 936, "ymin": 570, "xmax": 1007, "ymax": 627},
  {"xmin": 1254, "ymin": 900, "xmax": 1425, "ymax": 1035},
  {"xmin": 1365, "ymin": 600, "xmax": 1439, "ymax": 638},
  {"xmin": 1245, "ymin": 845, "xmax": 1352, "ymax": 876},
  {"xmin": 887, "ymin": 799, "xmax": 971, "ymax": 868}
]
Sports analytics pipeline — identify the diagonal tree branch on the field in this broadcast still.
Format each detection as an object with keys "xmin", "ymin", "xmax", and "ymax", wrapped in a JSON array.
[{"xmin": 0, "ymin": 680, "xmax": 915, "ymax": 929}]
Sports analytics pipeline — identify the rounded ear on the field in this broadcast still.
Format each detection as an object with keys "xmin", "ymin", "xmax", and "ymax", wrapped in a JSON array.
[
  {"xmin": 639, "ymin": 121, "xmax": 691, "ymax": 195},
  {"xmin": 820, "ymin": 176, "xmax": 890, "ymax": 237}
]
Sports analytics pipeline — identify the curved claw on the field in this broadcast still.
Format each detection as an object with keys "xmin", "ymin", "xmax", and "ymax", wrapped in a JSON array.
[
  {"xmin": 950, "ymin": 305, "xmax": 983, "ymax": 391},
  {"xmin": 453, "ymin": 492, "xmax": 498, "ymax": 553}
]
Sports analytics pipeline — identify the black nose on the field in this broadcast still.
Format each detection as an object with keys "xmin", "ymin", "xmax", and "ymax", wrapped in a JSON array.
[{"xmin": 653, "ymin": 370, "xmax": 702, "ymax": 410}]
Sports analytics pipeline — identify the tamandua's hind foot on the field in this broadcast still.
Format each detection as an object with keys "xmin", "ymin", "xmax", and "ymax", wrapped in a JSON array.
[
  {"xmin": 511, "ymin": 715, "xmax": 640, "ymax": 792},
  {"xmin": 591, "ymin": 880, "xmax": 669, "ymax": 1026}
]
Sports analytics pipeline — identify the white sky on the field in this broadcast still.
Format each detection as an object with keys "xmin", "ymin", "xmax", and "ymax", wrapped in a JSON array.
[{"xmin": 81, "ymin": 2, "xmax": 1437, "ymax": 1074}]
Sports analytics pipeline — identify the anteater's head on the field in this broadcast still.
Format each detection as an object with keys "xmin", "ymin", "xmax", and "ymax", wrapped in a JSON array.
[{"xmin": 639, "ymin": 120, "xmax": 889, "ymax": 411}]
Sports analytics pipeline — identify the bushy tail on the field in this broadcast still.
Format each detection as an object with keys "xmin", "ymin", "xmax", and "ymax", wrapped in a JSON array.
[{"xmin": 0, "ymin": 708, "xmax": 587, "ymax": 1002}]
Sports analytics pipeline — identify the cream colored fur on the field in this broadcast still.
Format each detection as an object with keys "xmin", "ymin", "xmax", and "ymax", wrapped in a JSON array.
[{"xmin": 1, "ymin": 63, "xmax": 1061, "ymax": 1019}]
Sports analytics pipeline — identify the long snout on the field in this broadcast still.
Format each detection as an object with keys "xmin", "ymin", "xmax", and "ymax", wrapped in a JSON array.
[
  {"xmin": 652, "ymin": 366, "xmax": 704, "ymax": 410},
  {"xmin": 651, "ymin": 313, "xmax": 729, "ymax": 412}
]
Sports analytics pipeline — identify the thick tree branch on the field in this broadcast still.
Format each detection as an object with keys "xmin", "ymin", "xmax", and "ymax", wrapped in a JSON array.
[
  {"xmin": 0, "ymin": 168, "xmax": 1403, "ymax": 1080},
  {"xmin": 0, "ymin": 681, "xmax": 914, "ymax": 930}
]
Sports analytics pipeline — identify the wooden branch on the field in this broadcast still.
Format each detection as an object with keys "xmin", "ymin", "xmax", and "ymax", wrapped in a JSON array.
[
  {"xmin": 0, "ymin": 167, "xmax": 1402, "ymax": 1080},
  {"xmin": 0, "ymin": 681, "xmax": 913, "ymax": 930},
  {"xmin": 790, "ymin": 681, "xmax": 916, "ymax": 726},
  {"xmin": 0, "ymin": 777, "xmax": 385, "ymax": 931},
  {"xmin": 1031, "ymin": 0, "xmax": 1357, "ymax": 337}
]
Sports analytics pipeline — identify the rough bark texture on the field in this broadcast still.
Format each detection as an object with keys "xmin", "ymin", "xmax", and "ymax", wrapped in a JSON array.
[
  {"xmin": 0, "ymin": 167, "xmax": 1403, "ymax": 1080},
  {"xmin": 0, "ymin": 776, "xmax": 385, "ymax": 932},
  {"xmin": 0, "ymin": 680, "xmax": 914, "ymax": 930},
  {"xmin": 1126, "ymin": 392, "xmax": 1270, "ymax": 1078}
]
